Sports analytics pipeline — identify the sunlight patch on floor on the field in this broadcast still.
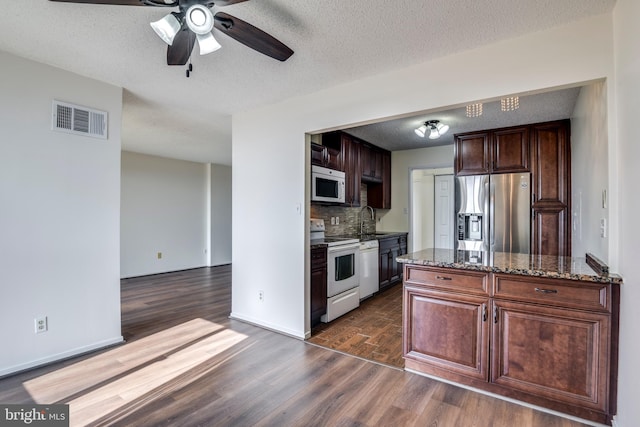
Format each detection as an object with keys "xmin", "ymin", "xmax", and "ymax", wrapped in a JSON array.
[{"xmin": 22, "ymin": 318, "xmax": 248, "ymax": 425}]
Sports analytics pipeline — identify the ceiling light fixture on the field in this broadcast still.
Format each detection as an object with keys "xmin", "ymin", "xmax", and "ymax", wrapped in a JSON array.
[
  {"xmin": 185, "ymin": 4, "xmax": 221, "ymax": 55},
  {"xmin": 151, "ymin": 5, "xmax": 221, "ymax": 56},
  {"xmin": 415, "ymin": 120, "xmax": 449, "ymax": 140},
  {"xmin": 466, "ymin": 103, "xmax": 483, "ymax": 117},
  {"xmin": 150, "ymin": 13, "xmax": 181, "ymax": 45},
  {"xmin": 501, "ymin": 96, "xmax": 520, "ymax": 111}
]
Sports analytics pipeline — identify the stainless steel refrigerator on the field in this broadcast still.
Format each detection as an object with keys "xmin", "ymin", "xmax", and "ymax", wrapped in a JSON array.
[{"xmin": 455, "ymin": 173, "xmax": 531, "ymax": 254}]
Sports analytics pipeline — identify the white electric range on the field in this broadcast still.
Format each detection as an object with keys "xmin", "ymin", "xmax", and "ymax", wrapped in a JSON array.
[{"xmin": 310, "ymin": 218, "xmax": 360, "ymax": 322}]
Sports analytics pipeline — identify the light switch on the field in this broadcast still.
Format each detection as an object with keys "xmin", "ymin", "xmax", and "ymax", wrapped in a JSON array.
[{"xmin": 600, "ymin": 218, "xmax": 607, "ymax": 238}]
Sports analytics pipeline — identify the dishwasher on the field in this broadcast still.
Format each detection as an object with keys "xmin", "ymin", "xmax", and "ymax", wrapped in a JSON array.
[{"xmin": 359, "ymin": 240, "xmax": 379, "ymax": 300}]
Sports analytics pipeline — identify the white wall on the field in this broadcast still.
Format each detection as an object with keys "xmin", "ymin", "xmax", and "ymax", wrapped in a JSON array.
[
  {"xmin": 380, "ymin": 146, "xmax": 454, "ymax": 233},
  {"xmin": 120, "ymin": 151, "xmax": 208, "ymax": 278},
  {"xmin": 0, "ymin": 51, "xmax": 123, "ymax": 376},
  {"xmin": 210, "ymin": 164, "xmax": 232, "ymax": 266},
  {"xmin": 612, "ymin": 0, "xmax": 640, "ymax": 425},
  {"xmin": 232, "ymin": 14, "xmax": 616, "ymax": 341},
  {"xmin": 411, "ymin": 171, "xmax": 434, "ymax": 252},
  {"xmin": 571, "ymin": 82, "xmax": 609, "ymax": 261}
]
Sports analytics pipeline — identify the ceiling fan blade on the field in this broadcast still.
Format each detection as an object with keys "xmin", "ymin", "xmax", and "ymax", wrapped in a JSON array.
[
  {"xmin": 214, "ymin": 0, "xmax": 251, "ymax": 6},
  {"xmin": 48, "ymin": 0, "xmax": 177, "ymax": 5},
  {"xmin": 167, "ymin": 24, "xmax": 196, "ymax": 66},
  {"xmin": 214, "ymin": 12, "xmax": 293, "ymax": 62}
]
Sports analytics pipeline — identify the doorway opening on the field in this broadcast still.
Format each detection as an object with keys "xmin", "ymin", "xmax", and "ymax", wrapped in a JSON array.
[{"xmin": 409, "ymin": 167, "xmax": 454, "ymax": 252}]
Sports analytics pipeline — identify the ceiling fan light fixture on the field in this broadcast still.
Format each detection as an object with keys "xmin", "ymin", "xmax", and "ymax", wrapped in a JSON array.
[
  {"xmin": 150, "ymin": 13, "xmax": 181, "ymax": 46},
  {"xmin": 197, "ymin": 32, "xmax": 222, "ymax": 55},
  {"xmin": 186, "ymin": 4, "xmax": 214, "ymax": 35}
]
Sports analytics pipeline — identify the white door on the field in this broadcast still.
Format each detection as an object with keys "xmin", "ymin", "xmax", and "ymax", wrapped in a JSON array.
[{"xmin": 434, "ymin": 175, "xmax": 454, "ymax": 249}]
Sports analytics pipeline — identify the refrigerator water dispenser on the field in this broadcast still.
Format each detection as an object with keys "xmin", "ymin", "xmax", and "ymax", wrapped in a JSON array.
[{"xmin": 458, "ymin": 213, "xmax": 484, "ymax": 241}]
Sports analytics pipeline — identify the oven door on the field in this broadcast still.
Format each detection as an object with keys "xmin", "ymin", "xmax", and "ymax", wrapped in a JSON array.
[{"xmin": 327, "ymin": 243, "xmax": 360, "ymax": 297}]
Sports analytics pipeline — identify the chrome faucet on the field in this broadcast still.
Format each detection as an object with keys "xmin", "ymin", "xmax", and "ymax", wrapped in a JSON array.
[{"xmin": 360, "ymin": 205, "xmax": 375, "ymax": 236}]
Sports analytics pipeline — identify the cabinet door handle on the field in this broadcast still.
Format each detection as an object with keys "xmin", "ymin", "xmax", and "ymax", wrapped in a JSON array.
[
  {"xmin": 535, "ymin": 287, "xmax": 558, "ymax": 294},
  {"xmin": 493, "ymin": 306, "xmax": 498, "ymax": 324},
  {"xmin": 435, "ymin": 276, "xmax": 452, "ymax": 281},
  {"xmin": 482, "ymin": 304, "xmax": 487, "ymax": 322}
]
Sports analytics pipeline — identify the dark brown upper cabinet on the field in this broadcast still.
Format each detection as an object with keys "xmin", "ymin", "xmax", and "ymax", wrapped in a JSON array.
[
  {"xmin": 311, "ymin": 142, "xmax": 343, "ymax": 171},
  {"xmin": 455, "ymin": 126, "xmax": 529, "ymax": 176},
  {"xmin": 318, "ymin": 131, "xmax": 391, "ymax": 209}
]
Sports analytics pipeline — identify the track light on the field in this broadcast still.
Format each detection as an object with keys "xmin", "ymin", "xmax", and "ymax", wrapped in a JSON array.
[
  {"xmin": 501, "ymin": 96, "xmax": 520, "ymax": 111},
  {"xmin": 466, "ymin": 103, "xmax": 483, "ymax": 117},
  {"xmin": 415, "ymin": 120, "xmax": 449, "ymax": 140},
  {"xmin": 150, "ymin": 13, "xmax": 181, "ymax": 45}
]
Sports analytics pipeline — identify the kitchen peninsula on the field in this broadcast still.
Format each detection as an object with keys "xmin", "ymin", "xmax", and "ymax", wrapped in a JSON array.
[{"xmin": 398, "ymin": 249, "xmax": 621, "ymax": 425}]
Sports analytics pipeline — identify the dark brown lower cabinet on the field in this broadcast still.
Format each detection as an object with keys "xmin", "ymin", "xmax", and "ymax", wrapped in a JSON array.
[
  {"xmin": 310, "ymin": 247, "xmax": 327, "ymax": 327},
  {"xmin": 403, "ymin": 264, "xmax": 619, "ymax": 425},
  {"xmin": 404, "ymin": 286, "xmax": 489, "ymax": 380},
  {"xmin": 492, "ymin": 300, "xmax": 610, "ymax": 412},
  {"xmin": 378, "ymin": 234, "xmax": 407, "ymax": 292}
]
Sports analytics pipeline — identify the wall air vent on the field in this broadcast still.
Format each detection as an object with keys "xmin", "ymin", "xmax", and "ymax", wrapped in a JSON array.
[{"xmin": 52, "ymin": 100, "xmax": 108, "ymax": 139}]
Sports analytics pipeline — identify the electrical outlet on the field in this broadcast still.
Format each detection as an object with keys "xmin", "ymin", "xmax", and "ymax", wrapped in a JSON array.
[
  {"xmin": 330, "ymin": 217, "xmax": 336, "ymax": 225},
  {"xmin": 157, "ymin": 252, "xmax": 162, "ymax": 259},
  {"xmin": 35, "ymin": 317, "xmax": 48, "ymax": 334},
  {"xmin": 258, "ymin": 290, "xmax": 264, "ymax": 302},
  {"xmin": 335, "ymin": 216, "xmax": 339, "ymax": 225}
]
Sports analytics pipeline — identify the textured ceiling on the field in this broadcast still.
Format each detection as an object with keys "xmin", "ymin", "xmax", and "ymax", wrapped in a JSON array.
[
  {"xmin": 0, "ymin": 0, "xmax": 616, "ymax": 164},
  {"xmin": 346, "ymin": 87, "xmax": 582, "ymax": 151}
]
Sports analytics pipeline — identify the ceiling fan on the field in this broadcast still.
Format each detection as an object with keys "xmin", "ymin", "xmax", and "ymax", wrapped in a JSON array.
[{"xmin": 48, "ymin": 0, "xmax": 294, "ymax": 66}]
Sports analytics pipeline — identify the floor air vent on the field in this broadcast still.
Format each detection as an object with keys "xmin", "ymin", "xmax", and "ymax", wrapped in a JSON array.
[{"xmin": 52, "ymin": 100, "xmax": 108, "ymax": 139}]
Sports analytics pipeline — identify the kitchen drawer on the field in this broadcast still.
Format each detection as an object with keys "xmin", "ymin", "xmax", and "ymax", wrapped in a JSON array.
[
  {"xmin": 493, "ymin": 274, "xmax": 610, "ymax": 312},
  {"xmin": 404, "ymin": 265, "xmax": 489, "ymax": 295}
]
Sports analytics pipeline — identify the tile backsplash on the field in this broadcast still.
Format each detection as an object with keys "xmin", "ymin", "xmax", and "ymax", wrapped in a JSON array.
[{"xmin": 310, "ymin": 184, "xmax": 376, "ymax": 236}]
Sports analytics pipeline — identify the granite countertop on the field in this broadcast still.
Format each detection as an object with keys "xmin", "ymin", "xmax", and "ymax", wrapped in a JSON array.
[
  {"xmin": 311, "ymin": 231, "xmax": 408, "ymax": 247},
  {"xmin": 357, "ymin": 231, "xmax": 407, "ymax": 242},
  {"xmin": 397, "ymin": 248, "xmax": 623, "ymax": 284}
]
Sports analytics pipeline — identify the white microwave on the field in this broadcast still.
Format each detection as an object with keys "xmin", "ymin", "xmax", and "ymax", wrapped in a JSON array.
[{"xmin": 311, "ymin": 165, "xmax": 345, "ymax": 204}]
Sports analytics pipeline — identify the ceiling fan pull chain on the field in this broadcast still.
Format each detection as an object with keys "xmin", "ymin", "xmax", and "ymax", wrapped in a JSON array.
[{"xmin": 186, "ymin": 58, "xmax": 193, "ymax": 78}]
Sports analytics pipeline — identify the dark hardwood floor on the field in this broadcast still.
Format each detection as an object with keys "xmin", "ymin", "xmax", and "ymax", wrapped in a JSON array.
[
  {"xmin": 308, "ymin": 284, "xmax": 404, "ymax": 368},
  {"xmin": 0, "ymin": 266, "xmax": 590, "ymax": 426}
]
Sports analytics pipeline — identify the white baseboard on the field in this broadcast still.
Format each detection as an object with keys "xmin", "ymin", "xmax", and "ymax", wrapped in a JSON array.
[
  {"xmin": 0, "ymin": 336, "xmax": 124, "ymax": 378},
  {"xmin": 229, "ymin": 312, "xmax": 306, "ymax": 340}
]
